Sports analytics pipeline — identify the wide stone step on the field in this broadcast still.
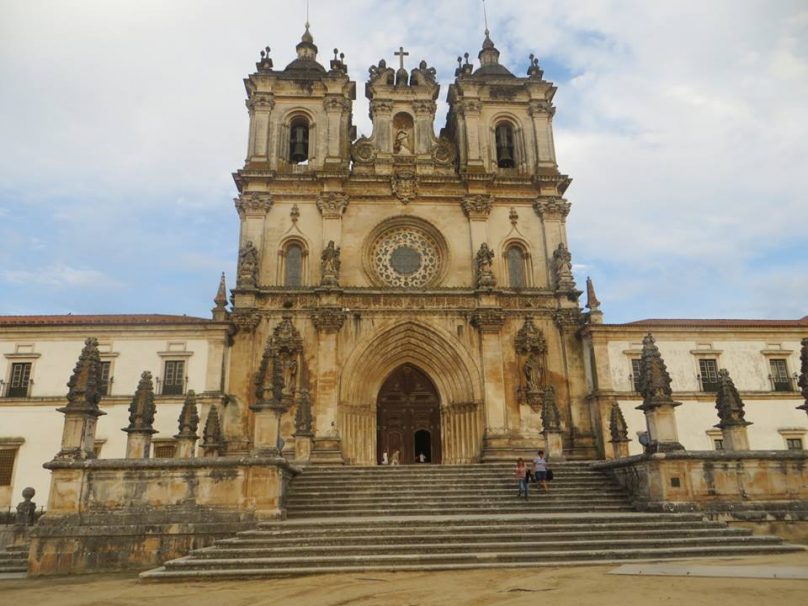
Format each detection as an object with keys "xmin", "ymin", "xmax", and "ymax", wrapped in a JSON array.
[
  {"xmin": 218, "ymin": 527, "xmax": 752, "ymax": 547},
  {"xmin": 287, "ymin": 504, "xmax": 633, "ymax": 518},
  {"xmin": 191, "ymin": 535, "xmax": 784, "ymax": 559},
  {"xmin": 152, "ymin": 543, "xmax": 803, "ymax": 575},
  {"xmin": 286, "ymin": 490, "xmax": 627, "ymax": 504}
]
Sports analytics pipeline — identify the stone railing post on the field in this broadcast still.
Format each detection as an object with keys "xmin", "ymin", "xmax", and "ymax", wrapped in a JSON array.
[
  {"xmin": 715, "ymin": 369, "xmax": 751, "ymax": 451},
  {"xmin": 123, "ymin": 371, "xmax": 158, "ymax": 459},
  {"xmin": 174, "ymin": 390, "xmax": 200, "ymax": 458}
]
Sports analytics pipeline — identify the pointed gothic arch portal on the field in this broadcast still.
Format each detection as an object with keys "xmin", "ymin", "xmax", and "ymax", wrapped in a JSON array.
[{"xmin": 377, "ymin": 364, "xmax": 442, "ymax": 465}]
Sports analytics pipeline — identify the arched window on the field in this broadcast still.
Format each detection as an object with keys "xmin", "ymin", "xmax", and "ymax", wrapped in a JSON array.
[
  {"xmin": 289, "ymin": 117, "xmax": 309, "ymax": 164},
  {"xmin": 507, "ymin": 245, "xmax": 527, "ymax": 288},
  {"xmin": 495, "ymin": 122, "xmax": 515, "ymax": 168},
  {"xmin": 284, "ymin": 243, "xmax": 303, "ymax": 287}
]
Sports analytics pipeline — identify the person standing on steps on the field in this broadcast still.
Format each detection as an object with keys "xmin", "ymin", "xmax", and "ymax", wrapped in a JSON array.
[
  {"xmin": 533, "ymin": 450, "xmax": 549, "ymax": 493},
  {"xmin": 514, "ymin": 458, "xmax": 530, "ymax": 499}
]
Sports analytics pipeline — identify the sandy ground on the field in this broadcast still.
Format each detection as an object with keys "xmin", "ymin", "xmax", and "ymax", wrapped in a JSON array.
[{"xmin": 2, "ymin": 552, "xmax": 808, "ymax": 606}]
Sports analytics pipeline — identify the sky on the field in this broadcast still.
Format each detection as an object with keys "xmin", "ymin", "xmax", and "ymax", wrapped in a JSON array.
[{"xmin": 0, "ymin": 0, "xmax": 806, "ymax": 323}]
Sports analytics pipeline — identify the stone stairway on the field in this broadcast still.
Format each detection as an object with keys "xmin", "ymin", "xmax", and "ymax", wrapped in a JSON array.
[
  {"xmin": 141, "ymin": 462, "xmax": 803, "ymax": 581},
  {"xmin": 0, "ymin": 544, "xmax": 28, "ymax": 574}
]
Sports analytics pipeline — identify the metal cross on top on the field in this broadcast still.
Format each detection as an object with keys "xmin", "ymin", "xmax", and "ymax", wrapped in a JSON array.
[{"xmin": 394, "ymin": 46, "xmax": 409, "ymax": 70}]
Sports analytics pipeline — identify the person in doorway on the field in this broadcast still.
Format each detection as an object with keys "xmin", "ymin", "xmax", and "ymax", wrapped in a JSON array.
[
  {"xmin": 514, "ymin": 458, "xmax": 530, "ymax": 499},
  {"xmin": 390, "ymin": 450, "xmax": 400, "ymax": 465},
  {"xmin": 533, "ymin": 450, "xmax": 549, "ymax": 493},
  {"xmin": 417, "ymin": 452, "xmax": 426, "ymax": 463},
  {"xmin": 381, "ymin": 451, "xmax": 389, "ymax": 465}
]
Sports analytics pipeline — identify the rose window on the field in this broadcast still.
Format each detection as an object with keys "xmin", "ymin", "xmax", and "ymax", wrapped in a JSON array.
[{"xmin": 370, "ymin": 227, "xmax": 442, "ymax": 287}]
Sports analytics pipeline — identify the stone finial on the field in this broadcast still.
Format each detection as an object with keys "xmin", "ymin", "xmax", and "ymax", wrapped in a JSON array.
[
  {"xmin": 294, "ymin": 388, "xmax": 313, "ymax": 436},
  {"xmin": 123, "ymin": 371, "xmax": 157, "ymax": 434},
  {"xmin": 237, "ymin": 241, "xmax": 259, "ymax": 287},
  {"xmin": 609, "ymin": 403, "xmax": 630, "ymax": 443},
  {"xmin": 175, "ymin": 390, "xmax": 200, "ymax": 439},
  {"xmin": 212, "ymin": 272, "xmax": 229, "ymax": 321},
  {"xmin": 586, "ymin": 276, "xmax": 603, "ymax": 324},
  {"xmin": 798, "ymin": 337, "xmax": 808, "ymax": 414},
  {"xmin": 15, "ymin": 487, "xmax": 36, "ymax": 526},
  {"xmin": 474, "ymin": 243, "xmax": 496, "ymax": 289},
  {"xmin": 551, "ymin": 243, "xmax": 576, "ymax": 291},
  {"xmin": 637, "ymin": 333, "xmax": 677, "ymax": 411},
  {"xmin": 62, "ymin": 337, "xmax": 104, "ymax": 414},
  {"xmin": 202, "ymin": 405, "xmax": 224, "ymax": 456},
  {"xmin": 541, "ymin": 386, "xmax": 562, "ymax": 432},
  {"xmin": 320, "ymin": 240, "xmax": 341, "ymax": 287},
  {"xmin": 714, "ymin": 369, "xmax": 752, "ymax": 428}
]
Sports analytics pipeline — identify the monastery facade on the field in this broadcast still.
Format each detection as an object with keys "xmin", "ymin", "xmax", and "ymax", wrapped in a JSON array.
[{"xmin": 1, "ymin": 28, "xmax": 806, "ymax": 509}]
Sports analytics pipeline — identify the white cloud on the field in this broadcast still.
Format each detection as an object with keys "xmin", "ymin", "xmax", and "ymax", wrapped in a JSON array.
[{"xmin": 0, "ymin": 0, "xmax": 806, "ymax": 321}]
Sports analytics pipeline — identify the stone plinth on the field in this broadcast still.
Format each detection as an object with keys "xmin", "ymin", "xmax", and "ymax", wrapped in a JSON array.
[{"xmin": 720, "ymin": 424, "xmax": 750, "ymax": 451}]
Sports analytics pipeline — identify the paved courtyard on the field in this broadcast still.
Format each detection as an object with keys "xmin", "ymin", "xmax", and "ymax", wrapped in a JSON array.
[{"xmin": 1, "ymin": 552, "xmax": 807, "ymax": 606}]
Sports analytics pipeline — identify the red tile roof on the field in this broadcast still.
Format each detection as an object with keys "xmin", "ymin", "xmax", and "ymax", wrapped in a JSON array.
[
  {"xmin": 0, "ymin": 314, "xmax": 213, "ymax": 327},
  {"xmin": 622, "ymin": 316, "xmax": 808, "ymax": 328}
]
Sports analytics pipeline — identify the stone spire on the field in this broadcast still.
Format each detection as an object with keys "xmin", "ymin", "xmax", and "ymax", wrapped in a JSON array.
[
  {"xmin": 176, "ymin": 390, "xmax": 200, "ymax": 438},
  {"xmin": 609, "ymin": 402, "xmax": 631, "ymax": 459},
  {"xmin": 586, "ymin": 276, "xmax": 603, "ymax": 324},
  {"xmin": 201, "ymin": 405, "xmax": 223, "ymax": 457},
  {"xmin": 175, "ymin": 390, "xmax": 200, "ymax": 458},
  {"xmin": 124, "ymin": 372, "xmax": 157, "ymax": 433},
  {"xmin": 714, "ymin": 368, "xmax": 751, "ymax": 450},
  {"xmin": 609, "ymin": 402, "xmax": 629, "ymax": 443},
  {"xmin": 638, "ymin": 333, "xmax": 675, "ymax": 410},
  {"xmin": 56, "ymin": 337, "xmax": 106, "ymax": 459},
  {"xmin": 636, "ymin": 333, "xmax": 684, "ymax": 452},
  {"xmin": 473, "ymin": 29, "xmax": 514, "ymax": 78},
  {"xmin": 798, "ymin": 337, "xmax": 808, "ymax": 415},
  {"xmin": 715, "ymin": 369, "xmax": 751, "ymax": 428},
  {"xmin": 62, "ymin": 337, "xmax": 104, "ymax": 414},
  {"xmin": 284, "ymin": 22, "xmax": 325, "ymax": 73},
  {"xmin": 123, "ymin": 371, "xmax": 157, "ymax": 458},
  {"xmin": 212, "ymin": 272, "xmax": 228, "ymax": 321}
]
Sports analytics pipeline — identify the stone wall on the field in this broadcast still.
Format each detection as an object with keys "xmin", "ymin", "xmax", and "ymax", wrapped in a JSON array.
[
  {"xmin": 29, "ymin": 456, "xmax": 298, "ymax": 575},
  {"xmin": 594, "ymin": 451, "xmax": 808, "ymax": 535}
]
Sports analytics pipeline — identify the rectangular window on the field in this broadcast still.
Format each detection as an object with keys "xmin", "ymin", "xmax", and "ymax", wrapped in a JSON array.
[
  {"xmin": 769, "ymin": 359, "xmax": 791, "ymax": 392},
  {"xmin": 153, "ymin": 442, "xmax": 176, "ymax": 458},
  {"xmin": 100, "ymin": 361, "xmax": 112, "ymax": 396},
  {"xmin": 786, "ymin": 438, "xmax": 803, "ymax": 451},
  {"xmin": 7, "ymin": 362, "xmax": 32, "ymax": 397},
  {"xmin": 162, "ymin": 360, "xmax": 185, "ymax": 396},
  {"xmin": 630, "ymin": 359, "xmax": 642, "ymax": 392},
  {"xmin": 699, "ymin": 359, "xmax": 720, "ymax": 392},
  {"xmin": 0, "ymin": 449, "xmax": 17, "ymax": 485}
]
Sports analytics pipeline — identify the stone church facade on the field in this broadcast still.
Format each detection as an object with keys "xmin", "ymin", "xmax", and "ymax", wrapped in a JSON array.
[
  {"xmin": 0, "ymin": 28, "xmax": 806, "ymax": 514},
  {"xmin": 226, "ymin": 27, "xmax": 592, "ymax": 466}
]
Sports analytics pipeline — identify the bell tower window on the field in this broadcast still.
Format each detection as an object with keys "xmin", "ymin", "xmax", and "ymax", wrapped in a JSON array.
[
  {"xmin": 495, "ymin": 122, "xmax": 515, "ymax": 168},
  {"xmin": 284, "ymin": 243, "xmax": 303, "ymax": 287},
  {"xmin": 507, "ymin": 245, "xmax": 527, "ymax": 288},
  {"xmin": 289, "ymin": 118, "xmax": 310, "ymax": 164}
]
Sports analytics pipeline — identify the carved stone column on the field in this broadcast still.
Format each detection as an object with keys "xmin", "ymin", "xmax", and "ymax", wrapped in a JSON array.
[
  {"xmin": 246, "ymin": 92, "xmax": 274, "ymax": 162},
  {"xmin": 528, "ymin": 99, "xmax": 557, "ymax": 169},
  {"xmin": 122, "ymin": 371, "xmax": 158, "ymax": 459},
  {"xmin": 462, "ymin": 195, "xmax": 493, "ymax": 285},
  {"xmin": 310, "ymin": 306, "xmax": 346, "ymax": 465},
  {"xmin": 56, "ymin": 338, "xmax": 106, "ymax": 460},
  {"xmin": 541, "ymin": 387, "xmax": 565, "ymax": 460},
  {"xmin": 317, "ymin": 192, "xmax": 349, "ymax": 255},
  {"xmin": 533, "ymin": 197, "xmax": 571, "ymax": 288},
  {"xmin": 471, "ymin": 308, "xmax": 508, "ymax": 460}
]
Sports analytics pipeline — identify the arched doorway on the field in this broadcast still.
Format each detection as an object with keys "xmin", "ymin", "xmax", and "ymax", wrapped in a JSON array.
[{"xmin": 377, "ymin": 364, "xmax": 442, "ymax": 464}]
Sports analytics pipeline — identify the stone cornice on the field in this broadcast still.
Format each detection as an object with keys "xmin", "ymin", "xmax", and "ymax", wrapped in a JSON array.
[
  {"xmin": 310, "ymin": 307, "xmax": 347, "ymax": 332},
  {"xmin": 533, "ymin": 196, "xmax": 571, "ymax": 220},
  {"xmin": 471, "ymin": 309, "xmax": 505, "ymax": 333}
]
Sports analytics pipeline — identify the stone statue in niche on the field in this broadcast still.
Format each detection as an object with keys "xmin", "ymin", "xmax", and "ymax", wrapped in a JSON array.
[
  {"xmin": 552, "ymin": 242, "xmax": 576, "ymax": 290},
  {"xmin": 523, "ymin": 351, "xmax": 545, "ymax": 393},
  {"xmin": 280, "ymin": 356, "xmax": 298, "ymax": 400},
  {"xmin": 393, "ymin": 112, "xmax": 414, "ymax": 155},
  {"xmin": 475, "ymin": 243, "xmax": 496, "ymax": 289},
  {"xmin": 237, "ymin": 240, "xmax": 259, "ymax": 287},
  {"xmin": 320, "ymin": 240, "xmax": 341, "ymax": 286}
]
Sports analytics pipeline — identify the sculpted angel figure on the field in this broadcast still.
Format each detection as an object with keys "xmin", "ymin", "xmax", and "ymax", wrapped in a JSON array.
[{"xmin": 238, "ymin": 240, "xmax": 259, "ymax": 286}]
